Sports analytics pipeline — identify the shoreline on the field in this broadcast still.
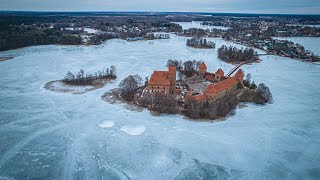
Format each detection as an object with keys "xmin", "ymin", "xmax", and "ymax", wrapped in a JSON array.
[
  {"xmin": 44, "ymin": 78, "xmax": 114, "ymax": 95},
  {"xmin": 186, "ymin": 45, "xmax": 215, "ymax": 49},
  {"xmin": 0, "ymin": 57, "xmax": 14, "ymax": 62},
  {"xmin": 1, "ymin": 34, "xmax": 317, "ymax": 63},
  {"xmin": 102, "ymin": 86, "xmax": 269, "ymax": 121}
]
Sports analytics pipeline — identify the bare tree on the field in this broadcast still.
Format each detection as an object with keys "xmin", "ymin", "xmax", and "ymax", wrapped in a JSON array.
[
  {"xmin": 257, "ymin": 83, "xmax": 273, "ymax": 103},
  {"xmin": 119, "ymin": 75, "xmax": 143, "ymax": 100},
  {"xmin": 244, "ymin": 73, "xmax": 251, "ymax": 87}
]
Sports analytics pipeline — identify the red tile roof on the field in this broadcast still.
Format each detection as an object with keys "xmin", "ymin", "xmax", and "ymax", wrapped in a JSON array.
[
  {"xmin": 148, "ymin": 71, "xmax": 170, "ymax": 86},
  {"xmin": 199, "ymin": 62, "xmax": 207, "ymax": 69},
  {"xmin": 205, "ymin": 77, "xmax": 238, "ymax": 94},
  {"xmin": 235, "ymin": 69, "xmax": 244, "ymax": 78},
  {"xmin": 194, "ymin": 93, "xmax": 207, "ymax": 101},
  {"xmin": 215, "ymin": 68, "xmax": 224, "ymax": 76}
]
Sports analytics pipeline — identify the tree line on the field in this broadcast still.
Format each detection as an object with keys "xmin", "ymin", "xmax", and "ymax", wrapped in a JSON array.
[
  {"xmin": 166, "ymin": 59, "xmax": 203, "ymax": 77},
  {"xmin": 186, "ymin": 37, "xmax": 215, "ymax": 48},
  {"xmin": 217, "ymin": 45, "xmax": 259, "ymax": 63},
  {"xmin": 63, "ymin": 66, "xmax": 116, "ymax": 86},
  {"xmin": 241, "ymin": 73, "xmax": 273, "ymax": 104},
  {"xmin": 0, "ymin": 27, "xmax": 83, "ymax": 51},
  {"xmin": 180, "ymin": 28, "xmax": 208, "ymax": 37},
  {"xmin": 184, "ymin": 92, "xmax": 239, "ymax": 119}
]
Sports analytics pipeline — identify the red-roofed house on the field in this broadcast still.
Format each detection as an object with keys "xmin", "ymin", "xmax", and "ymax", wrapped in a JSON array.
[{"xmin": 147, "ymin": 66, "xmax": 176, "ymax": 94}]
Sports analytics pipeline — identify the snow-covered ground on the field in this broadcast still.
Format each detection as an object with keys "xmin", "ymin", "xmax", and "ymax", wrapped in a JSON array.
[
  {"xmin": 0, "ymin": 34, "xmax": 320, "ymax": 179},
  {"xmin": 65, "ymin": 27, "xmax": 100, "ymax": 34},
  {"xmin": 173, "ymin": 21, "xmax": 230, "ymax": 30}
]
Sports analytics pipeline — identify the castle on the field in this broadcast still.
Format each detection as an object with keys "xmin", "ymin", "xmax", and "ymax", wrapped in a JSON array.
[
  {"xmin": 147, "ymin": 62, "xmax": 244, "ymax": 102},
  {"xmin": 186, "ymin": 62, "xmax": 244, "ymax": 102},
  {"xmin": 146, "ymin": 66, "xmax": 176, "ymax": 94}
]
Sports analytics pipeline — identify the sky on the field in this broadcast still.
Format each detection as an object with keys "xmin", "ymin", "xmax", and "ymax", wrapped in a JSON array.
[{"xmin": 0, "ymin": 0, "xmax": 320, "ymax": 14}]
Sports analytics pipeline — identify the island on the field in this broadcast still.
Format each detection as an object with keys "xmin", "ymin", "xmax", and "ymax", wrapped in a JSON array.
[
  {"xmin": 186, "ymin": 37, "xmax": 215, "ymax": 49},
  {"xmin": 103, "ymin": 61, "xmax": 272, "ymax": 120},
  {"xmin": 217, "ymin": 45, "xmax": 259, "ymax": 63},
  {"xmin": 45, "ymin": 66, "xmax": 116, "ymax": 94}
]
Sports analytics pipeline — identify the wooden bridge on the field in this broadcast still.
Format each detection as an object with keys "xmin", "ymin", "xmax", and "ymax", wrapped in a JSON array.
[{"xmin": 226, "ymin": 59, "xmax": 259, "ymax": 77}]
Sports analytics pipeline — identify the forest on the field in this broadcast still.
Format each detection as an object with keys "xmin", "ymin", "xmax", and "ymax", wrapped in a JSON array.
[
  {"xmin": 217, "ymin": 45, "xmax": 259, "ymax": 63},
  {"xmin": 166, "ymin": 59, "xmax": 203, "ymax": 77},
  {"xmin": 186, "ymin": 37, "xmax": 215, "ymax": 48},
  {"xmin": 0, "ymin": 14, "xmax": 182, "ymax": 51}
]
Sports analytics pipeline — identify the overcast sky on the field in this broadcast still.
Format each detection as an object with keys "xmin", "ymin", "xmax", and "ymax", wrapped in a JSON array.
[{"xmin": 0, "ymin": 0, "xmax": 319, "ymax": 14}]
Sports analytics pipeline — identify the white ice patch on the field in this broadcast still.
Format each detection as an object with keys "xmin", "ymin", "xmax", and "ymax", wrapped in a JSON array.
[
  {"xmin": 98, "ymin": 121, "xmax": 115, "ymax": 128},
  {"xmin": 120, "ymin": 125, "xmax": 146, "ymax": 135}
]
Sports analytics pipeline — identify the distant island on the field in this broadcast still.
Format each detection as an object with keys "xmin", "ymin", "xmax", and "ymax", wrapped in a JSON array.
[
  {"xmin": 103, "ymin": 61, "xmax": 272, "ymax": 120},
  {"xmin": 45, "ymin": 66, "xmax": 116, "ymax": 94},
  {"xmin": 186, "ymin": 37, "xmax": 215, "ymax": 49},
  {"xmin": 217, "ymin": 45, "xmax": 259, "ymax": 63}
]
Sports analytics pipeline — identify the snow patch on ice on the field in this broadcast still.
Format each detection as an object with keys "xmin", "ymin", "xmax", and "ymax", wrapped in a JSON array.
[
  {"xmin": 120, "ymin": 125, "xmax": 146, "ymax": 135},
  {"xmin": 99, "ymin": 121, "xmax": 115, "ymax": 128}
]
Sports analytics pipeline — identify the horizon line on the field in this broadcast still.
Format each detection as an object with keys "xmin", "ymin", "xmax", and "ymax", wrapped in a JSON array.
[{"xmin": 0, "ymin": 10, "xmax": 320, "ymax": 16}]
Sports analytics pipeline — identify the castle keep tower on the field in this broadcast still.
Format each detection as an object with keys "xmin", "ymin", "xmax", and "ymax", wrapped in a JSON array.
[
  {"xmin": 215, "ymin": 68, "xmax": 224, "ymax": 82},
  {"xmin": 199, "ymin": 62, "xmax": 207, "ymax": 75},
  {"xmin": 168, "ymin": 66, "xmax": 176, "ymax": 93}
]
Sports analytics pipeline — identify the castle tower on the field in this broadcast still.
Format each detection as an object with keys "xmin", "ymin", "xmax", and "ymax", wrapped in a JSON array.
[
  {"xmin": 199, "ymin": 62, "xmax": 207, "ymax": 75},
  {"xmin": 235, "ymin": 69, "xmax": 244, "ymax": 83},
  {"xmin": 168, "ymin": 66, "xmax": 176, "ymax": 94},
  {"xmin": 215, "ymin": 68, "xmax": 224, "ymax": 82}
]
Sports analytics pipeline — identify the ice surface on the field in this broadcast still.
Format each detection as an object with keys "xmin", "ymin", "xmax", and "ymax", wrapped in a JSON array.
[
  {"xmin": 120, "ymin": 125, "xmax": 146, "ymax": 135},
  {"xmin": 173, "ymin": 21, "xmax": 230, "ymax": 30},
  {"xmin": 65, "ymin": 27, "xmax": 99, "ymax": 34},
  {"xmin": 98, "ymin": 121, "xmax": 115, "ymax": 128},
  {"xmin": 0, "ymin": 30, "xmax": 320, "ymax": 179}
]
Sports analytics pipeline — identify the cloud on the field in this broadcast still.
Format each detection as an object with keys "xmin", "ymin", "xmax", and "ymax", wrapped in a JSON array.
[{"xmin": 0, "ymin": 0, "xmax": 319, "ymax": 14}]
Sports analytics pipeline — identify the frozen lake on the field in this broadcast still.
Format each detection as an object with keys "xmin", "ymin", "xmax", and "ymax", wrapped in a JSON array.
[
  {"xmin": 0, "ymin": 34, "xmax": 320, "ymax": 179},
  {"xmin": 173, "ymin": 21, "xmax": 230, "ymax": 30},
  {"xmin": 66, "ymin": 27, "xmax": 100, "ymax": 34}
]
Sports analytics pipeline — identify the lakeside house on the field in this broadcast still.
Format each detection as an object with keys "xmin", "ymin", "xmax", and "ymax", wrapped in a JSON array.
[{"xmin": 146, "ymin": 62, "xmax": 244, "ymax": 102}]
